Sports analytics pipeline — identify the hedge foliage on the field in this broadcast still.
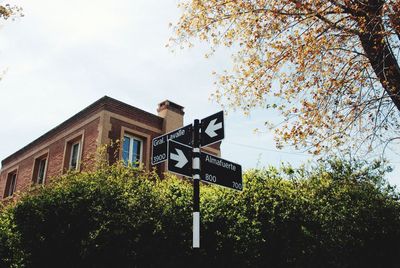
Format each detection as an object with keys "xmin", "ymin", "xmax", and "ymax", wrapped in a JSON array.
[{"xmin": 0, "ymin": 160, "xmax": 399, "ymax": 267}]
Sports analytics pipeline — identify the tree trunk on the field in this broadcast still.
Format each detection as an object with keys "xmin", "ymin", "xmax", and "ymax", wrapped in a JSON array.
[
  {"xmin": 358, "ymin": 1, "xmax": 400, "ymax": 112},
  {"xmin": 389, "ymin": 1, "xmax": 400, "ymax": 41}
]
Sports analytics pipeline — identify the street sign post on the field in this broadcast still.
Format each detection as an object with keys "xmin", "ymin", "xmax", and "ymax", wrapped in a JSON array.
[
  {"xmin": 151, "ymin": 124, "xmax": 193, "ymax": 165},
  {"xmin": 152, "ymin": 110, "xmax": 242, "ymax": 251},
  {"xmin": 192, "ymin": 119, "xmax": 201, "ymax": 250},
  {"xmin": 200, "ymin": 152, "xmax": 242, "ymax": 191},
  {"xmin": 167, "ymin": 140, "xmax": 192, "ymax": 177},
  {"xmin": 200, "ymin": 111, "xmax": 224, "ymax": 147}
]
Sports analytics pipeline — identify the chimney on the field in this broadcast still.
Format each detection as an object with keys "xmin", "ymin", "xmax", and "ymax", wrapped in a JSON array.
[{"xmin": 157, "ymin": 100, "xmax": 184, "ymax": 133}]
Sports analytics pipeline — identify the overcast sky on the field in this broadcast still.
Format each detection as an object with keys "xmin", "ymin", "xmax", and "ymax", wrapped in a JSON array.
[{"xmin": 0, "ymin": 0, "xmax": 399, "ymax": 186}]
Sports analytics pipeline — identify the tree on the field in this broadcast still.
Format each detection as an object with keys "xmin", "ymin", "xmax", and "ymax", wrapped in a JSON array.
[
  {"xmin": 0, "ymin": 3, "xmax": 22, "ymax": 81},
  {"xmin": 0, "ymin": 4, "xmax": 22, "ymax": 22},
  {"xmin": 172, "ymin": 0, "xmax": 400, "ymax": 154}
]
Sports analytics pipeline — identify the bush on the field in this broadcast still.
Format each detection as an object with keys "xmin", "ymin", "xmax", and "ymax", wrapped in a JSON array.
[{"xmin": 0, "ymin": 160, "xmax": 399, "ymax": 267}]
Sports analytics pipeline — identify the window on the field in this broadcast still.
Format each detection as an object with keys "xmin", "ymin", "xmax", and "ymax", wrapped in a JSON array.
[
  {"xmin": 63, "ymin": 134, "xmax": 83, "ymax": 172},
  {"xmin": 69, "ymin": 142, "xmax": 80, "ymax": 170},
  {"xmin": 4, "ymin": 172, "xmax": 17, "ymax": 198},
  {"xmin": 122, "ymin": 135, "xmax": 143, "ymax": 167},
  {"xmin": 33, "ymin": 156, "xmax": 47, "ymax": 184}
]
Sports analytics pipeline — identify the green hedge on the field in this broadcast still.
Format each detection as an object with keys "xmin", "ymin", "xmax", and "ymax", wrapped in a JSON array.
[{"xmin": 0, "ymin": 160, "xmax": 399, "ymax": 267}]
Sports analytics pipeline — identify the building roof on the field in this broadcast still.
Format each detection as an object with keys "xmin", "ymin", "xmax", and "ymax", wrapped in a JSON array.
[{"xmin": 1, "ymin": 96, "xmax": 163, "ymax": 166}]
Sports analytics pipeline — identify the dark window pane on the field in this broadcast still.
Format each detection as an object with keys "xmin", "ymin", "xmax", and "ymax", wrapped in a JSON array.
[
  {"xmin": 132, "ymin": 139, "xmax": 141, "ymax": 166},
  {"xmin": 122, "ymin": 136, "xmax": 131, "ymax": 165},
  {"xmin": 37, "ymin": 158, "xmax": 46, "ymax": 184},
  {"xmin": 70, "ymin": 143, "xmax": 80, "ymax": 169},
  {"xmin": 9, "ymin": 174, "xmax": 16, "ymax": 196}
]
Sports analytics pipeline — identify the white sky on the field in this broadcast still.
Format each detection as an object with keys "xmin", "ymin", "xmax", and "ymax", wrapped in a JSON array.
[{"xmin": 0, "ymin": 0, "xmax": 399, "ymax": 186}]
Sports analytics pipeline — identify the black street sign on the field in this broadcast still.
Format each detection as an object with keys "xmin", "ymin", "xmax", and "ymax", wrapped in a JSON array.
[
  {"xmin": 151, "ymin": 124, "xmax": 193, "ymax": 165},
  {"xmin": 200, "ymin": 152, "xmax": 242, "ymax": 191},
  {"xmin": 153, "ymin": 112, "xmax": 241, "ymax": 250},
  {"xmin": 168, "ymin": 140, "xmax": 193, "ymax": 178},
  {"xmin": 200, "ymin": 111, "xmax": 224, "ymax": 147}
]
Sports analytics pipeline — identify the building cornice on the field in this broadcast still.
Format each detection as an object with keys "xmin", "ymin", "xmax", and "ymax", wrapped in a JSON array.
[{"xmin": 1, "ymin": 96, "xmax": 163, "ymax": 167}]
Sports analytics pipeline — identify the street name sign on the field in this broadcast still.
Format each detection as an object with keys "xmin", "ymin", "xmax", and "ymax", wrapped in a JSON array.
[
  {"xmin": 200, "ymin": 111, "xmax": 224, "ymax": 147},
  {"xmin": 200, "ymin": 152, "xmax": 242, "ymax": 191},
  {"xmin": 150, "ymin": 110, "xmax": 242, "ymax": 249},
  {"xmin": 167, "ymin": 140, "xmax": 193, "ymax": 178},
  {"xmin": 151, "ymin": 124, "xmax": 193, "ymax": 165}
]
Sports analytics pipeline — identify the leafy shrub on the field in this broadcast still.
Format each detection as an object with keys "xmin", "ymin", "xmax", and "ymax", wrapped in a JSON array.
[{"xmin": 0, "ymin": 160, "xmax": 399, "ymax": 267}]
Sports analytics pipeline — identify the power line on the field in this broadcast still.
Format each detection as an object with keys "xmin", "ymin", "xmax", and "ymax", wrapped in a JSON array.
[
  {"xmin": 225, "ymin": 142, "xmax": 310, "ymax": 156},
  {"xmin": 225, "ymin": 142, "xmax": 400, "ymax": 165}
]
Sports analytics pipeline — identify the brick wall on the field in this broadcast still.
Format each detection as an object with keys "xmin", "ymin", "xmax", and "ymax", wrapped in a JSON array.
[{"xmin": 0, "ymin": 117, "xmax": 100, "ymax": 199}]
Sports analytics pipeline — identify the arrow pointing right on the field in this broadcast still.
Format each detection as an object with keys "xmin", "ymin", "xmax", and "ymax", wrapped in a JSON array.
[
  {"xmin": 170, "ymin": 149, "xmax": 188, "ymax": 168},
  {"xmin": 205, "ymin": 118, "xmax": 222, "ymax": 138}
]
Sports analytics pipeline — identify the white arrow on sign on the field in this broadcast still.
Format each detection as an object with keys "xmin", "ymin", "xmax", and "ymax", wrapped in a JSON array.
[
  {"xmin": 170, "ymin": 149, "xmax": 188, "ymax": 168},
  {"xmin": 205, "ymin": 119, "xmax": 222, "ymax": 138}
]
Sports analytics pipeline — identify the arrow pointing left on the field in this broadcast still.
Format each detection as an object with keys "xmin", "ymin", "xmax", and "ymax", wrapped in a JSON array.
[
  {"xmin": 170, "ymin": 149, "xmax": 188, "ymax": 168},
  {"xmin": 201, "ymin": 111, "xmax": 224, "ymax": 147},
  {"xmin": 205, "ymin": 118, "xmax": 222, "ymax": 138}
]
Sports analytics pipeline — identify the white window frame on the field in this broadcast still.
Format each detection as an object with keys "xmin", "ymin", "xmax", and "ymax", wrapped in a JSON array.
[
  {"xmin": 122, "ymin": 134, "xmax": 143, "ymax": 166},
  {"xmin": 69, "ymin": 141, "xmax": 81, "ymax": 170},
  {"xmin": 36, "ymin": 157, "xmax": 48, "ymax": 184}
]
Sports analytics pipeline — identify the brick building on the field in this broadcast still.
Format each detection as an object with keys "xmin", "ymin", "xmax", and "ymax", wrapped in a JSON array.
[{"xmin": 0, "ymin": 96, "xmax": 220, "ymax": 200}]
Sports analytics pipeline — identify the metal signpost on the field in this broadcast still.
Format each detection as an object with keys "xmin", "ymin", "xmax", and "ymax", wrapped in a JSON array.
[
  {"xmin": 192, "ymin": 119, "xmax": 201, "ymax": 249},
  {"xmin": 151, "ymin": 111, "xmax": 242, "ymax": 250}
]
